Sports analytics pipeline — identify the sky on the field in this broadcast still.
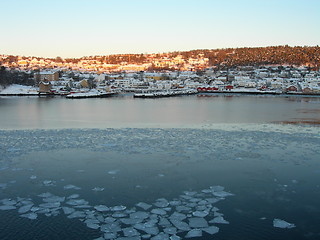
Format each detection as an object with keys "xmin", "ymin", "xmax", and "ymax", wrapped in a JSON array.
[{"xmin": 0, "ymin": 0, "xmax": 319, "ymax": 58}]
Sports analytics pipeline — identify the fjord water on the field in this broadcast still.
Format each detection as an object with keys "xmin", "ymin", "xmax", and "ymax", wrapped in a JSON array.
[
  {"xmin": 0, "ymin": 94, "xmax": 319, "ymax": 129},
  {"xmin": 0, "ymin": 94, "xmax": 320, "ymax": 240}
]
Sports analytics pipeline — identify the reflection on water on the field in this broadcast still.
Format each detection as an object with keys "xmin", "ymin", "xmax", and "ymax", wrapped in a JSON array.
[{"xmin": 0, "ymin": 94, "xmax": 319, "ymax": 129}]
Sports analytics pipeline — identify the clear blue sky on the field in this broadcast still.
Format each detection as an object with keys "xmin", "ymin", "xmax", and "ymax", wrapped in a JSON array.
[{"xmin": 0, "ymin": 0, "xmax": 319, "ymax": 58}]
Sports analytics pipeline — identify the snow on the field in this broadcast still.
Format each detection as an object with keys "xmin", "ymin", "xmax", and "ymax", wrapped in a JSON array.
[{"xmin": 0, "ymin": 84, "xmax": 38, "ymax": 95}]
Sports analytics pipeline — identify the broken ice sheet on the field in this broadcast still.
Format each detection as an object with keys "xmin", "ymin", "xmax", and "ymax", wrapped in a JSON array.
[
  {"xmin": 188, "ymin": 217, "xmax": 209, "ymax": 228},
  {"xmin": 273, "ymin": 219, "xmax": 296, "ymax": 229},
  {"xmin": 210, "ymin": 216, "xmax": 229, "ymax": 224},
  {"xmin": 92, "ymin": 187, "xmax": 104, "ymax": 192},
  {"xmin": 94, "ymin": 205, "xmax": 110, "ymax": 212},
  {"xmin": 0, "ymin": 205, "xmax": 17, "ymax": 210},
  {"xmin": 20, "ymin": 212, "xmax": 38, "ymax": 220},
  {"xmin": 185, "ymin": 229, "xmax": 202, "ymax": 238},
  {"xmin": 43, "ymin": 180, "xmax": 55, "ymax": 186},
  {"xmin": 136, "ymin": 202, "xmax": 152, "ymax": 210},
  {"xmin": 107, "ymin": 170, "xmax": 119, "ymax": 175},
  {"xmin": 63, "ymin": 184, "xmax": 81, "ymax": 190}
]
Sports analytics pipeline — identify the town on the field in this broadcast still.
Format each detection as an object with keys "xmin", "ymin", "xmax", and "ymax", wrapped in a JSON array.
[{"xmin": 1, "ymin": 46, "xmax": 320, "ymax": 97}]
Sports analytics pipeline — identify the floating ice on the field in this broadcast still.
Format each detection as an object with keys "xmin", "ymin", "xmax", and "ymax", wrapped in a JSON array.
[
  {"xmin": 92, "ymin": 187, "xmax": 105, "ymax": 192},
  {"xmin": 151, "ymin": 208, "xmax": 167, "ymax": 215},
  {"xmin": 210, "ymin": 216, "xmax": 229, "ymax": 224},
  {"xmin": 63, "ymin": 184, "xmax": 81, "ymax": 190},
  {"xmin": 169, "ymin": 235, "xmax": 181, "ymax": 240},
  {"xmin": 1, "ymin": 199, "xmax": 17, "ymax": 205},
  {"xmin": 151, "ymin": 232, "xmax": 170, "ymax": 240},
  {"xmin": 66, "ymin": 199, "xmax": 88, "ymax": 206},
  {"xmin": 67, "ymin": 211, "xmax": 86, "ymax": 219},
  {"xmin": 169, "ymin": 212, "xmax": 187, "ymax": 221},
  {"xmin": 62, "ymin": 207, "xmax": 75, "ymax": 215},
  {"xmin": 136, "ymin": 202, "xmax": 152, "ymax": 210},
  {"xmin": 185, "ymin": 229, "xmax": 202, "ymax": 238},
  {"xmin": 108, "ymin": 170, "xmax": 119, "ymax": 175},
  {"xmin": 94, "ymin": 205, "xmax": 110, "ymax": 212},
  {"xmin": 273, "ymin": 219, "xmax": 296, "ymax": 229},
  {"xmin": 203, "ymin": 226, "xmax": 219, "ymax": 234},
  {"xmin": 120, "ymin": 218, "xmax": 143, "ymax": 225},
  {"xmin": 188, "ymin": 217, "xmax": 209, "ymax": 228},
  {"xmin": 154, "ymin": 198, "xmax": 169, "ymax": 208},
  {"xmin": 18, "ymin": 204, "xmax": 34, "ymax": 214},
  {"xmin": 20, "ymin": 212, "xmax": 37, "ymax": 220},
  {"xmin": 43, "ymin": 196, "xmax": 65, "ymax": 203},
  {"xmin": 67, "ymin": 194, "xmax": 80, "ymax": 199},
  {"xmin": 159, "ymin": 217, "xmax": 171, "ymax": 227},
  {"xmin": 100, "ymin": 222, "xmax": 122, "ymax": 233},
  {"xmin": 113, "ymin": 212, "xmax": 128, "ymax": 218},
  {"xmin": 86, "ymin": 222, "xmax": 100, "ymax": 229},
  {"xmin": 212, "ymin": 191, "xmax": 234, "ymax": 198},
  {"xmin": 163, "ymin": 227, "xmax": 177, "ymax": 235},
  {"xmin": 123, "ymin": 227, "xmax": 140, "ymax": 237},
  {"xmin": 130, "ymin": 211, "xmax": 149, "ymax": 220},
  {"xmin": 111, "ymin": 205, "xmax": 126, "ymax": 211},
  {"xmin": 30, "ymin": 175, "xmax": 37, "ymax": 180},
  {"xmin": 38, "ymin": 192, "xmax": 53, "ymax": 198},
  {"xmin": 0, "ymin": 205, "xmax": 16, "ymax": 210},
  {"xmin": 170, "ymin": 219, "xmax": 191, "ymax": 231},
  {"xmin": 134, "ymin": 223, "xmax": 159, "ymax": 235},
  {"xmin": 104, "ymin": 232, "xmax": 117, "ymax": 239},
  {"xmin": 192, "ymin": 210, "xmax": 209, "ymax": 218},
  {"xmin": 43, "ymin": 180, "xmax": 55, "ymax": 186},
  {"xmin": 39, "ymin": 202, "xmax": 61, "ymax": 208}
]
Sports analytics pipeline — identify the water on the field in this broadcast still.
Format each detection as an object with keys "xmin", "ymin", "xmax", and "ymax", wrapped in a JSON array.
[
  {"xmin": 0, "ymin": 94, "xmax": 319, "ymax": 129},
  {"xmin": 0, "ymin": 94, "xmax": 320, "ymax": 240}
]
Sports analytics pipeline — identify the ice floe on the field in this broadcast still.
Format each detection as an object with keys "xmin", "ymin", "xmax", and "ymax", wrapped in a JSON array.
[
  {"xmin": 0, "ymin": 185, "xmax": 232, "ymax": 239},
  {"xmin": 273, "ymin": 219, "xmax": 296, "ymax": 229}
]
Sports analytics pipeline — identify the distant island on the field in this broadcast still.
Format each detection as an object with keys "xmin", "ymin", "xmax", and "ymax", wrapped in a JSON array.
[{"xmin": 0, "ymin": 45, "xmax": 319, "ymax": 97}]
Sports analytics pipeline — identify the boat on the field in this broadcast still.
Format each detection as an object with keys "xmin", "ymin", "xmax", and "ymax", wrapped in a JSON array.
[{"xmin": 66, "ymin": 89, "xmax": 117, "ymax": 99}]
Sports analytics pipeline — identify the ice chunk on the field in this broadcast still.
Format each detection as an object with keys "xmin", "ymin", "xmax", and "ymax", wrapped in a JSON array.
[
  {"xmin": 117, "ymin": 237, "xmax": 141, "ymax": 240},
  {"xmin": 210, "ymin": 186, "xmax": 225, "ymax": 192},
  {"xmin": 169, "ymin": 212, "xmax": 187, "ymax": 221},
  {"xmin": 273, "ymin": 219, "xmax": 296, "ymax": 229},
  {"xmin": 20, "ymin": 213, "xmax": 37, "ymax": 220},
  {"xmin": 111, "ymin": 205, "xmax": 126, "ymax": 211},
  {"xmin": 151, "ymin": 233, "xmax": 170, "ymax": 240},
  {"xmin": 67, "ymin": 211, "xmax": 86, "ymax": 219},
  {"xmin": 188, "ymin": 217, "xmax": 208, "ymax": 228},
  {"xmin": 39, "ymin": 202, "xmax": 61, "ymax": 208},
  {"xmin": 104, "ymin": 232, "xmax": 117, "ymax": 239},
  {"xmin": 0, "ymin": 205, "xmax": 16, "ymax": 210},
  {"xmin": 43, "ymin": 180, "xmax": 55, "ymax": 186},
  {"xmin": 66, "ymin": 199, "xmax": 88, "ymax": 206},
  {"xmin": 203, "ymin": 226, "xmax": 219, "ymax": 234},
  {"xmin": 169, "ymin": 200, "xmax": 181, "ymax": 206},
  {"xmin": 43, "ymin": 196, "xmax": 65, "ymax": 203},
  {"xmin": 67, "ymin": 194, "xmax": 80, "ymax": 199},
  {"xmin": 63, "ymin": 184, "xmax": 81, "ymax": 190},
  {"xmin": 30, "ymin": 175, "xmax": 37, "ymax": 180},
  {"xmin": 130, "ymin": 211, "xmax": 149, "ymax": 220},
  {"xmin": 120, "ymin": 218, "xmax": 143, "ymax": 225},
  {"xmin": 38, "ymin": 192, "xmax": 53, "ymax": 198},
  {"xmin": 18, "ymin": 204, "xmax": 33, "ymax": 214},
  {"xmin": 192, "ymin": 210, "xmax": 209, "ymax": 217},
  {"xmin": 185, "ymin": 229, "xmax": 202, "ymax": 238},
  {"xmin": 210, "ymin": 216, "xmax": 229, "ymax": 224},
  {"xmin": 183, "ymin": 191, "xmax": 197, "ymax": 196},
  {"xmin": 170, "ymin": 219, "xmax": 191, "ymax": 231},
  {"xmin": 163, "ymin": 227, "xmax": 177, "ymax": 234},
  {"xmin": 105, "ymin": 217, "xmax": 116, "ymax": 223},
  {"xmin": 170, "ymin": 235, "xmax": 181, "ymax": 240},
  {"xmin": 151, "ymin": 208, "xmax": 167, "ymax": 215},
  {"xmin": 1, "ymin": 199, "xmax": 17, "ymax": 205},
  {"xmin": 30, "ymin": 206, "xmax": 40, "ymax": 212},
  {"xmin": 212, "ymin": 191, "xmax": 234, "ymax": 198},
  {"xmin": 62, "ymin": 207, "xmax": 75, "ymax": 215},
  {"xmin": 134, "ymin": 223, "xmax": 159, "ymax": 235},
  {"xmin": 123, "ymin": 227, "xmax": 140, "ymax": 237},
  {"xmin": 108, "ymin": 170, "xmax": 119, "ymax": 175},
  {"xmin": 112, "ymin": 212, "xmax": 127, "ymax": 218},
  {"xmin": 86, "ymin": 222, "xmax": 100, "ymax": 229},
  {"xmin": 175, "ymin": 206, "xmax": 191, "ymax": 213},
  {"xmin": 100, "ymin": 222, "xmax": 122, "ymax": 233},
  {"xmin": 92, "ymin": 187, "xmax": 104, "ymax": 192},
  {"xmin": 136, "ymin": 202, "xmax": 152, "ymax": 210},
  {"xmin": 154, "ymin": 198, "xmax": 169, "ymax": 208},
  {"xmin": 94, "ymin": 205, "xmax": 110, "ymax": 212}
]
